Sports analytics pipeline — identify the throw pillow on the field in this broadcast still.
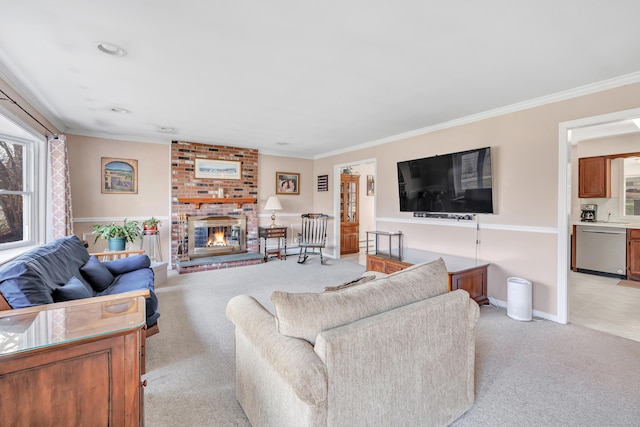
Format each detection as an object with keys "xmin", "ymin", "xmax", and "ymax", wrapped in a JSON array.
[
  {"xmin": 103, "ymin": 254, "xmax": 151, "ymax": 276},
  {"xmin": 52, "ymin": 276, "xmax": 93, "ymax": 302},
  {"xmin": 80, "ymin": 256, "xmax": 115, "ymax": 292},
  {"xmin": 271, "ymin": 257, "xmax": 448, "ymax": 345},
  {"xmin": 323, "ymin": 274, "xmax": 376, "ymax": 292}
]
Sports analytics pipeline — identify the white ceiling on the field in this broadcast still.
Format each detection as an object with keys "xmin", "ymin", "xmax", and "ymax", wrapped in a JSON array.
[{"xmin": 1, "ymin": 1, "xmax": 640, "ymax": 158}]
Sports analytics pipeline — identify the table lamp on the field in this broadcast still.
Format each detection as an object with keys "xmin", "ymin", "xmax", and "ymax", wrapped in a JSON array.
[{"xmin": 264, "ymin": 196, "xmax": 283, "ymax": 227}]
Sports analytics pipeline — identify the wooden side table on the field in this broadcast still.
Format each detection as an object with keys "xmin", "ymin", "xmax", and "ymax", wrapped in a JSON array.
[
  {"xmin": 0, "ymin": 293, "xmax": 147, "ymax": 426},
  {"xmin": 366, "ymin": 250, "xmax": 489, "ymax": 305},
  {"xmin": 259, "ymin": 226, "xmax": 287, "ymax": 261}
]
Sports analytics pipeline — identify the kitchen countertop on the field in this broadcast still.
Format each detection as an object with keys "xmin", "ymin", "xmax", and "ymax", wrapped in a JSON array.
[{"xmin": 573, "ymin": 221, "xmax": 640, "ymax": 229}]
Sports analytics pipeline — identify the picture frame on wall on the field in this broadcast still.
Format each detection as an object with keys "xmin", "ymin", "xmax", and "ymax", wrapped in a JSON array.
[
  {"xmin": 194, "ymin": 158, "xmax": 242, "ymax": 180},
  {"xmin": 102, "ymin": 157, "xmax": 138, "ymax": 194},
  {"xmin": 276, "ymin": 172, "xmax": 300, "ymax": 195},
  {"xmin": 367, "ymin": 175, "xmax": 375, "ymax": 196}
]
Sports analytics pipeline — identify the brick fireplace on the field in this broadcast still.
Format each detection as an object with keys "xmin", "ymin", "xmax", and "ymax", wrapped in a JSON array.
[{"xmin": 171, "ymin": 141, "xmax": 261, "ymax": 273}]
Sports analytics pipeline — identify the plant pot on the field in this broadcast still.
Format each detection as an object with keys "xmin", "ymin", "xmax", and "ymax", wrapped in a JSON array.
[
  {"xmin": 143, "ymin": 226, "xmax": 158, "ymax": 235},
  {"xmin": 108, "ymin": 237, "xmax": 126, "ymax": 252}
]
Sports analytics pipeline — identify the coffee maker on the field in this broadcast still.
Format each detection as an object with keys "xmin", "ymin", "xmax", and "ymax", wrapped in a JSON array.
[{"xmin": 580, "ymin": 204, "xmax": 597, "ymax": 222}]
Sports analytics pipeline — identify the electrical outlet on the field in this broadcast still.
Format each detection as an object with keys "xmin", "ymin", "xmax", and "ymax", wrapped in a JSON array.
[{"xmin": 292, "ymin": 236, "xmax": 298, "ymax": 243}]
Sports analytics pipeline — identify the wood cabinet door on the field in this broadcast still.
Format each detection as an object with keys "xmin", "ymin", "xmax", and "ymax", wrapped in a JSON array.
[
  {"xmin": 578, "ymin": 156, "xmax": 610, "ymax": 198},
  {"xmin": 627, "ymin": 229, "xmax": 640, "ymax": 280},
  {"xmin": 341, "ymin": 223, "xmax": 360, "ymax": 254},
  {"xmin": 0, "ymin": 333, "xmax": 141, "ymax": 427},
  {"xmin": 449, "ymin": 267, "xmax": 489, "ymax": 305}
]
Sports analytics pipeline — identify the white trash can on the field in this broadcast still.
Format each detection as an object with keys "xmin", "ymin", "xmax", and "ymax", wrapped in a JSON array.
[{"xmin": 507, "ymin": 277, "xmax": 532, "ymax": 321}]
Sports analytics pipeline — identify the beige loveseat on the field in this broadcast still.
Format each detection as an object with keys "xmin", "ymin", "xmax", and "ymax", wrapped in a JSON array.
[{"xmin": 226, "ymin": 258, "xmax": 480, "ymax": 427}]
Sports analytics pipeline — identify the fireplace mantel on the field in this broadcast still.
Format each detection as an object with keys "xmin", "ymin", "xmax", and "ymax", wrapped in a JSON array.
[{"xmin": 178, "ymin": 197, "xmax": 257, "ymax": 209}]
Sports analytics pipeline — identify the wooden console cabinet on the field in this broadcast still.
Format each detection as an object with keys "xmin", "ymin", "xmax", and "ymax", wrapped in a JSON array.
[
  {"xmin": 366, "ymin": 252, "xmax": 489, "ymax": 305},
  {"xmin": 0, "ymin": 294, "xmax": 146, "ymax": 426}
]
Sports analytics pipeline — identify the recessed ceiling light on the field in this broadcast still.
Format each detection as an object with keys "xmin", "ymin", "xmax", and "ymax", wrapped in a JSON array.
[
  {"xmin": 157, "ymin": 126, "xmax": 176, "ymax": 133},
  {"xmin": 97, "ymin": 42, "xmax": 127, "ymax": 57},
  {"xmin": 110, "ymin": 107, "xmax": 129, "ymax": 113},
  {"xmin": 276, "ymin": 142, "xmax": 290, "ymax": 145}
]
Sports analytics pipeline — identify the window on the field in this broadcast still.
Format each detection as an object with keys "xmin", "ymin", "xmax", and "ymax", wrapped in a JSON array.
[
  {"xmin": 622, "ymin": 157, "xmax": 640, "ymax": 218},
  {"xmin": 0, "ymin": 112, "xmax": 42, "ymax": 250},
  {"xmin": 0, "ymin": 135, "xmax": 33, "ymax": 247}
]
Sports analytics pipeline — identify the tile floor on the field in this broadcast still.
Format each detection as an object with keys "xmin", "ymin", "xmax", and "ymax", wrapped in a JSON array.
[{"xmin": 569, "ymin": 271, "xmax": 640, "ymax": 342}]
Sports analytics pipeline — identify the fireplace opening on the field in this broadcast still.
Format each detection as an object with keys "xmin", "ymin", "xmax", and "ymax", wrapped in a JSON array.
[{"xmin": 188, "ymin": 215, "xmax": 247, "ymax": 258}]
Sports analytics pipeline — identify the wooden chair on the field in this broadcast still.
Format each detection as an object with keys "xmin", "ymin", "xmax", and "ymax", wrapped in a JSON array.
[{"xmin": 297, "ymin": 213, "xmax": 329, "ymax": 264}]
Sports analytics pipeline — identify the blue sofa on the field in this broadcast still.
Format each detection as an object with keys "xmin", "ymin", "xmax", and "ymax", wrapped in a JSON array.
[{"xmin": 0, "ymin": 235, "xmax": 160, "ymax": 329}]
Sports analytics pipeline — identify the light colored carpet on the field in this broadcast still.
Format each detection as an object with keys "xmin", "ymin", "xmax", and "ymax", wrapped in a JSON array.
[
  {"xmin": 617, "ymin": 279, "xmax": 640, "ymax": 289},
  {"xmin": 144, "ymin": 257, "xmax": 640, "ymax": 426}
]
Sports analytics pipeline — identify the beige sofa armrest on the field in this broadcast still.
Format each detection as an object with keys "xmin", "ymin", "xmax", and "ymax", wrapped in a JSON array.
[
  {"xmin": 314, "ymin": 290, "xmax": 479, "ymax": 426},
  {"xmin": 226, "ymin": 295, "xmax": 327, "ymax": 405}
]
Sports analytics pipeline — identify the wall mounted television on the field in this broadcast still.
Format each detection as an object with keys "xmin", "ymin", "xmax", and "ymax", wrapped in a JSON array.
[{"xmin": 397, "ymin": 147, "xmax": 494, "ymax": 214}]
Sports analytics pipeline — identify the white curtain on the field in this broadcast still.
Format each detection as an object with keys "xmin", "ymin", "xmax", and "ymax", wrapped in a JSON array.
[{"xmin": 47, "ymin": 134, "xmax": 73, "ymax": 240}]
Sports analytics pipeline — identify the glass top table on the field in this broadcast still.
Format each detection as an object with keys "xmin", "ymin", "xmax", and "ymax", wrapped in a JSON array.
[{"xmin": 0, "ymin": 295, "xmax": 145, "ymax": 356}]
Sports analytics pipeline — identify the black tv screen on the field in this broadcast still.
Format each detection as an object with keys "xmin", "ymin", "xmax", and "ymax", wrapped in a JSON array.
[{"xmin": 397, "ymin": 147, "xmax": 494, "ymax": 214}]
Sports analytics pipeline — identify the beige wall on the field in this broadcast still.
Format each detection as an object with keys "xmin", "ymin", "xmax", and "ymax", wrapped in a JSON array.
[
  {"xmin": 314, "ymin": 82, "xmax": 640, "ymax": 318},
  {"xmin": 67, "ymin": 135, "xmax": 171, "ymax": 261},
  {"xmin": 258, "ymin": 155, "xmax": 314, "ymax": 246}
]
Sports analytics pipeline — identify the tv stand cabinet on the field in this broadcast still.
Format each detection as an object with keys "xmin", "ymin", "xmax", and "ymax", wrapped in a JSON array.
[{"xmin": 366, "ymin": 250, "xmax": 489, "ymax": 305}]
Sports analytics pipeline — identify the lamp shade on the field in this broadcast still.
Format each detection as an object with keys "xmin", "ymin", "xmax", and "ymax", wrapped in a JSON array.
[{"xmin": 264, "ymin": 196, "xmax": 283, "ymax": 211}]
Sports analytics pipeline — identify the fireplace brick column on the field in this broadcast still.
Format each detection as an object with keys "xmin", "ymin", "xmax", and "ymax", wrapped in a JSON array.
[{"xmin": 171, "ymin": 141, "xmax": 259, "ymax": 272}]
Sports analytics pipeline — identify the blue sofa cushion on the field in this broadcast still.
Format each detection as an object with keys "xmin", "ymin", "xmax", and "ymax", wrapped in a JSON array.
[
  {"xmin": 99, "ymin": 268, "xmax": 158, "ymax": 327},
  {"xmin": 80, "ymin": 256, "xmax": 115, "ymax": 292},
  {"xmin": 0, "ymin": 263, "xmax": 54, "ymax": 307},
  {"xmin": 0, "ymin": 235, "xmax": 91, "ymax": 308},
  {"xmin": 103, "ymin": 254, "xmax": 150, "ymax": 276},
  {"xmin": 53, "ymin": 276, "xmax": 93, "ymax": 302}
]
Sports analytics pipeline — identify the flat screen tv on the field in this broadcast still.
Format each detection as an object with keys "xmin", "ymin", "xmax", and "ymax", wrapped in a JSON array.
[{"xmin": 397, "ymin": 147, "xmax": 494, "ymax": 214}]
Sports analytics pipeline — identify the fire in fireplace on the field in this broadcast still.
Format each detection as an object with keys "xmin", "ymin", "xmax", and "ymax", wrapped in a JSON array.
[{"xmin": 188, "ymin": 215, "xmax": 247, "ymax": 258}]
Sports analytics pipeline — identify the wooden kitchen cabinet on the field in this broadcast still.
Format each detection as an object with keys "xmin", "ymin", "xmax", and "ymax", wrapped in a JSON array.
[
  {"xmin": 340, "ymin": 174, "xmax": 360, "ymax": 255},
  {"xmin": 627, "ymin": 229, "xmax": 640, "ymax": 281},
  {"xmin": 578, "ymin": 156, "xmax": 611, "ymax": 198}
]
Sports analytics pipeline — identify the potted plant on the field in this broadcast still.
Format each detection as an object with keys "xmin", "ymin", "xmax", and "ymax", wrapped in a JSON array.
[
  {"xmin": 143, "ymin": 217, "xmax": 162, "ymax": 235},
  {"xmin": 93, "ymin": 219, "xmax": 141, "ymax": 251}
]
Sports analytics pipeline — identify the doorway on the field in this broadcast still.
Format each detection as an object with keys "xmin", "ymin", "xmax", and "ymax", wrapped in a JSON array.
[
  {"xmin": 333, "ymin": 159, "xmax": 376, "ymax": 263},
  {"xmin": 558, "ymin": 106, "xmax": 640, "ymax": 326}
]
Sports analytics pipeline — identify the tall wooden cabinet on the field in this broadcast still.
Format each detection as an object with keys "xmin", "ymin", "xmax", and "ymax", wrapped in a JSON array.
[
  {"xmin": 340, "ymin": 174, "xmax": 360, "ymax": 255},
  {"xmin": 578, "ymin": 156, "xmax": 611, "ymax": 198}
]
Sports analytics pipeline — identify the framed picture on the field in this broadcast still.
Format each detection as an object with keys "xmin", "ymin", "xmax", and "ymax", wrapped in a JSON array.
[
  {"xmin": 102, "ymin": 157, "xmax": 138, "ymax": 194},
  {"xmin": 367, "ymin": 175, "xmax": 375, "ymax": 196},
  {"xmin": 195, "ymin": 158, "xmax": 242, "ymax": 180},
  {"xmin": 276, "ymin": 172, "xmax": 300, "ymax": 195}
]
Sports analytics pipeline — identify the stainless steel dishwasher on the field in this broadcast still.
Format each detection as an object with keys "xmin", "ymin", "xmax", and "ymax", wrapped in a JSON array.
[{"xmin": 575, "ymin": 225, "xmax": 627, "ymax": 278}]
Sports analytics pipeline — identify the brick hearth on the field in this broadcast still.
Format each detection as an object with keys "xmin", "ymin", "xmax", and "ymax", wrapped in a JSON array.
[{"xmin": 171, "ymin": 141, "xmax": 259, "ymax": 272}]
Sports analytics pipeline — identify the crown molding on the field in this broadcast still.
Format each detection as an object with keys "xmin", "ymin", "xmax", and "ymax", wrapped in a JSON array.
[{"xmin": 314, "ymin": 71, "xmax": 640, "ymax": 159}]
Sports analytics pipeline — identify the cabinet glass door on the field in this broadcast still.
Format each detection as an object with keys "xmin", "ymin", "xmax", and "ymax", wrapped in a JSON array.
[{"xmin": 346, "ymin": 182, "xmax": 357, "ymax": 222}]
